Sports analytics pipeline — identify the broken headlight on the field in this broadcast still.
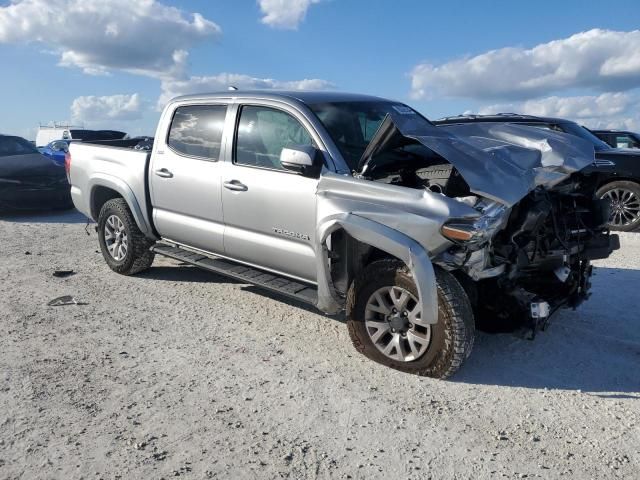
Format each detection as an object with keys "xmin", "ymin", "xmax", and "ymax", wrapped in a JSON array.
[{"xmin": 441, "ymin": 202, "xmax": 509, "ymax": 246}]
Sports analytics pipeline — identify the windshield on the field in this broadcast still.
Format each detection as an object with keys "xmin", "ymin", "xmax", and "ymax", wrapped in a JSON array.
[
  {"xmin": 309, "ymin": 101, "xmax": 432, "ymax": 170},
  {"xmin": 0, "ymin": 136, "xmax": 39, "ymax": 157},
  {"xmin": 559, "ymin": 122, "xmax": 612, "ymax": 152}
]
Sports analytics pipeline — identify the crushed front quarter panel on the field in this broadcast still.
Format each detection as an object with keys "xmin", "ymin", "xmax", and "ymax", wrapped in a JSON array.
[{"xmin": 314, "ymin": 172, "xmax": 483, "ymax": 320}]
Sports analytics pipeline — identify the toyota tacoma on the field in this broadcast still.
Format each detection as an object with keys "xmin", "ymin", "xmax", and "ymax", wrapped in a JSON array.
[{"xmin": 67, "ymin": 91, "xmax": 618, "ymax": 378}]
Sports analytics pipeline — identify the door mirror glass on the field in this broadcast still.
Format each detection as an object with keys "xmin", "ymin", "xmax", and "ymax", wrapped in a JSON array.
[{"xmin": 280, "ymin": 145, "xmax": 321, "ymax": 176}]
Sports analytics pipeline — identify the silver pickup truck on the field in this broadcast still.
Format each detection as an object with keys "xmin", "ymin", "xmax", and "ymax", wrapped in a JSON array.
[{"xmin": 68, "ymin": 91, "xmax": 618, "ymax": 378}]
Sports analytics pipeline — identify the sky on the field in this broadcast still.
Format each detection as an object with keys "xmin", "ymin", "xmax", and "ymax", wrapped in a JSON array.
[{"xmin": 1, "ymin": 0, "xmax": 640, "ymax": 140}]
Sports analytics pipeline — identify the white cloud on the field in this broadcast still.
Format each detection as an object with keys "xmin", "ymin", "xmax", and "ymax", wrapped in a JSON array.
[
  {"xmin": 71, "ymin": 94, "xmax": 144, "ymax": 123},
  {"xmin": 472, "ymin": 92, "xmax": 640, "ymax": 131},
  {"xmin": 258, "ymin": 0, "xmax": 323, "ymax": 29},
  {"xmin": 410, "ymin": 29, "xmax": 640, "ymax": 100},
  {"xmin": 0, "ymin": 0, "xmax": 220, "ymax": 78},
  {"xmin": 158, "ymin": 73, "xmax": 334, "ymax": 108}
]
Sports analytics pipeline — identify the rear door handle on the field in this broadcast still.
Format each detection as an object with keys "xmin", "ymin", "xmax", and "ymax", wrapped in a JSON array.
[
  {"xmin": 154, "ymin": 168, "xmax": 173, "ymax": 178},
  {"xmin": 224, "ymin": 180, "xmax": 248, "ymax": 192}
]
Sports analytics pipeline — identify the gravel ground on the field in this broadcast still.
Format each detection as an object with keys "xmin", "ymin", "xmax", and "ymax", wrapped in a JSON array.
[{"xmin": 1, "ymin": 209, "xmax": 639, "ymax": 480}]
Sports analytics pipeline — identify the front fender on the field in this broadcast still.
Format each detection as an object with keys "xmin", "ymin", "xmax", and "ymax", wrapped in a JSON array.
[
  {"xmin": 88, "ymin": 174, "xmax": 153, "ymax": 236},
  {"xmin": 315, "ymin": 213, "xmax": 438, "ymax": 324}
]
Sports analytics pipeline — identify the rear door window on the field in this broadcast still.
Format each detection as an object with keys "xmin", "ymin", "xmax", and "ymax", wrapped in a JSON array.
[
  {"xmin": 168, "ymin": 105, "xmax": 228, "ymax": 160},
  {"xmin": 615, "ymin": 135, "xmax": 640, "ymax": 149}
]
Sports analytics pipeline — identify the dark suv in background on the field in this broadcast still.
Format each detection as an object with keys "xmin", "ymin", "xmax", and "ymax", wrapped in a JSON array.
[
  {"xmin": 592, "ymin": 130, "xmax": 640, "ymax": 150},
  {"xmin": 434, "ymin": 114, "xmax": 640, "ymax": 231}
]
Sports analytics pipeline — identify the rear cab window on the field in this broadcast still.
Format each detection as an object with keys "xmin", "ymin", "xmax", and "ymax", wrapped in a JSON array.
[{"xmin": 167, "ymin": 105, "xmax": 228, "ymax": 160}]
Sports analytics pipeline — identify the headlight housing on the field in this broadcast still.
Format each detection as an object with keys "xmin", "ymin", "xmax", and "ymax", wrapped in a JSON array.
[{"xmin": 441, "ymin": 202, "xmax": 509, "ymax": 246}]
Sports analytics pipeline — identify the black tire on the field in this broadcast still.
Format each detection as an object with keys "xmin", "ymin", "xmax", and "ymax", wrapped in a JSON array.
[
  {"xmin": 346, "ymin": 259, "xmax": 474, "ymax": 379},
  {"xmin": 97, "ymin": 198, "xmax": 155, "ymax": 275},
  {"xmin": 596, "ymin": 180, "xmax": 640, "ymax": 232}
]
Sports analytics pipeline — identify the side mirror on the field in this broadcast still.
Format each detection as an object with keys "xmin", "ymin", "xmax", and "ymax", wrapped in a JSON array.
[{"xmin": 280, "ymin": 145, "xmax": 322, "ymax": 176}]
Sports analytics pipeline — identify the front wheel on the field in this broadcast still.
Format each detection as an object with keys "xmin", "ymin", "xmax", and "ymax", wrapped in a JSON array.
[
  {"xmin": 597, "ymin": 181, "xmax": 640, "ymax": 231},
  {"xmin": 346, "ymin": 260, "xmax": 474, "ymax": 379},
  {"xmin": 97, "ymin": 198, "xmax": 155, "ymax": 275}
]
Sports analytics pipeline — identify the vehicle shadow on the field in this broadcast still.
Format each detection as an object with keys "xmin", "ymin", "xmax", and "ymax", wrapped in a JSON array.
[
  {"xmin": 0, "ymin": 208, "xmax": 87, "ymax": 224},
  {"xmin": 137, "ymin": 261, "xmax": 639, "ymax": 393},
  {"xmin": 454, "ymin": 266, "xmax": 640, "ymax": 394}
]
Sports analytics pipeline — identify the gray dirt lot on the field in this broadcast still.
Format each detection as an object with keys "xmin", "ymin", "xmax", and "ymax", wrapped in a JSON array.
[{"xmin": 1, "ymin": 210, "xmax": 639, "ymax": 479}]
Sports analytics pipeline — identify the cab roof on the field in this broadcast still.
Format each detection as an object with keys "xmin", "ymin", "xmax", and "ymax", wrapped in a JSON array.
[{"xmin": 170, "ymin": 90, "xmax": 392, "ymax": 105}]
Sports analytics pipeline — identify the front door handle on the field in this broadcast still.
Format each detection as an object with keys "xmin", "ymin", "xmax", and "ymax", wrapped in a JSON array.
[
  {"xmin": 224, "ymin": 180, "xmax": 248, "ymax": 192},
  {"xmin": 154, "ymin": 168, "xmax": 173, "ymax": 178}
]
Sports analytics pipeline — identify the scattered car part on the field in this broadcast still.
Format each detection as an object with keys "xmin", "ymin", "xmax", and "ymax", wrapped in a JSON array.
[
  {"xmin": 52, "ymin": 270, "xmax": 76, "ymax": 278},
  {"xmin": 47, "ymin": 295, "xmax": 85, "ymax": 306}
]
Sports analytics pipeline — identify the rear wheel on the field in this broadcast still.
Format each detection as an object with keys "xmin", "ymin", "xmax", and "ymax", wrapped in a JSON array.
[
  {"xmin": 597, "ymin": 181, "xmax": 640, "ymax": 231},
  {"xmin": 97, "ymin": 198, "xmax": 155, "ymax": 275},
  {"xmin": 346, "ymin": 260, "xmax": 474, "ymax": 379}
]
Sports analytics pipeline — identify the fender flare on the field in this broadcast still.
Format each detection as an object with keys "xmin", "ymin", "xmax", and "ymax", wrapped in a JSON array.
[
  {"xmin": 88, "ymin": 174, "xmax": 153, "ymax": 237},
  {"xmin": 315, "ymin": 213, "xmax": 438, "ymax": 324}
]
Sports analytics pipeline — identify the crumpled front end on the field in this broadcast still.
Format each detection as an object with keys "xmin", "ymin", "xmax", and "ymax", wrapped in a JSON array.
[
  {"xmin": 434, "ymin": 175, "xmax": 619, "ymax": 333},
  {"xmin": 337, "ymin": 110, "xmax": 619, "ymax": 331}
]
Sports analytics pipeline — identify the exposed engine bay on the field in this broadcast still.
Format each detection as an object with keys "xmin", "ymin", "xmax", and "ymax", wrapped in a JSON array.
[
  {"xmin": 439, "ymin": 176, "xmax": 617, "ymax": 334},
  {"xmin": 355, "ymin": 115, "xmax": 619, "ymax": 334}
]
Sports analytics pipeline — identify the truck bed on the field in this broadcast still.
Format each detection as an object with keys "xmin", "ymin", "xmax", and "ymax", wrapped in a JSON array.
[{"xmin": 68, "ymin": 142, "xmax": 153, "ymax": 233}]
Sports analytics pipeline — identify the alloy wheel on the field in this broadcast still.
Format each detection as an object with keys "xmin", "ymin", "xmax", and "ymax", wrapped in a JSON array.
[
  {"xmin": 104, "ymin": 214, "xmax": 128, "ymax": 261},
  {"xmin": 364, "ymin": 286, "xmax": 431, "ymax": 362},
  {"xmin": 602, "ymin": 188, "xmax": 640, "ymax": 228}
]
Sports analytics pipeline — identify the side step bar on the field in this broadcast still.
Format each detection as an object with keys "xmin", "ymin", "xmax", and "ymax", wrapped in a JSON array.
[{"xmin": 151, "ymin": 244, "xmax": 318, "ymax": 306}]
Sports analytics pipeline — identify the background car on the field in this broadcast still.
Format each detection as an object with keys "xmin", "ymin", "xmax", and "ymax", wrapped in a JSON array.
[
  {"xmin": 591, "ymin": 129, "xmax": 640, "ymax": 149},
  {"xmin": 39, "ymin": 139, "xmax": 75, "ymax": 167},
  {"xmin": 434, "ymin": 114, "xmax": 640, "ymax": 231},
  {"xmin": 0, "ymin": 134, "xmax": 72, "ymax": 211}
]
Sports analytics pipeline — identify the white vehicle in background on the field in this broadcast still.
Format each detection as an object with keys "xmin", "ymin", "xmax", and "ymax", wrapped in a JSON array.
[
  {"xmin": 36, "ymin": 123, "xmax": 128, "ymax": 147},
  {"xmin": 36, "ymin": 124, "xmax": 83, "ymax": 147}
]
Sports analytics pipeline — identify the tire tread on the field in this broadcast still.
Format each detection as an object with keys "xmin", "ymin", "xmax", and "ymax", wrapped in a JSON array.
[
  {"xmin": 98, "ymin": 198, "xmax": 155, "ymax": 275},
  {"xmin": 346, "ymin": 259, "xmax": 474, "ymax": 379}
]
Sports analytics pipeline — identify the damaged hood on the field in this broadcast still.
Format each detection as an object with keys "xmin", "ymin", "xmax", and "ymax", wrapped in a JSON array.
[{"xmin": 358, "ymin": 111, "xmax": 595, "ymax": 206}]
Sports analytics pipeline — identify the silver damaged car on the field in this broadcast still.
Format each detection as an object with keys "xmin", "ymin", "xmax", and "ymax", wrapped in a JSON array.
[{"xmin": 67, "ymin": 91, "xmax": 619, "ymax": 378}]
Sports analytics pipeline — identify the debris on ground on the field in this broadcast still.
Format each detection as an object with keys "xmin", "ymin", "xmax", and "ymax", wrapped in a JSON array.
[
  {"xmin": 47, "ymin": 295, "xmax": 86, "ymax": 306},
  {"xmin": 52, "ymin": 270, "xmax": 76, "ymax": 278}
]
